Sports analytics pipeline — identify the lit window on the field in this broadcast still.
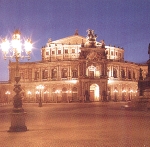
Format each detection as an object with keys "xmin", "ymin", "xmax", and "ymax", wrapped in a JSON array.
[{"xmin": 88, "ymin": 65, "xmax": 96, "ymax": 71}]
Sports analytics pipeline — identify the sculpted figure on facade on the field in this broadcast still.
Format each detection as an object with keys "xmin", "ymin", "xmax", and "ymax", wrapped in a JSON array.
[
  {"xmin": 100, "ymin": 40, "xmax": 105, "ymax": 48},
  {"xmin": 85, "ymin": 29, "xmax": 97, "ymax": 48}
]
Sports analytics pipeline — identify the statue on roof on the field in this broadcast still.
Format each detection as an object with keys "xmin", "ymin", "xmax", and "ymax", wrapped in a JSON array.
[
  {"xmin": 48, "ymin": 38, "xmax": 52, "ymax": 43},
  {"xmin": 87, "ymin": 29, "xmax": 97, "ymax": 41},
  {"xmin": 100, "ymin": 40, "xmax": 105, "ymax": 48},
  {"xmin": 84, "ymin": 29, "xmax": 97, "ymax": 48}
]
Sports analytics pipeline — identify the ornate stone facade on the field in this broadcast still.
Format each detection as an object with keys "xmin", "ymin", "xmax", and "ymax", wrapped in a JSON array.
[{"xmin": 1, "ymin": 29, "xmax": 148, "ymax": 103}]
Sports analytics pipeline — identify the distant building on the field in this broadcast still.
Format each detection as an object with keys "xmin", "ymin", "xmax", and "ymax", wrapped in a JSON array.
[{"xmin": 0, "ymin": 29, "xmax": 148, "ymax": 103}]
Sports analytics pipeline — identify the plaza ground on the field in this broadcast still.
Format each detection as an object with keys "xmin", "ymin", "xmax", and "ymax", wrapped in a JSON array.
[{"xmin": 0, "ymin": 102, "xmax": 150, "ymax": 147}]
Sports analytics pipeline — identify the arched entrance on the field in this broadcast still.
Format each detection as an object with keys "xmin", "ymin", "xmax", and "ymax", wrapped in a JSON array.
[
  {"xmin": 62, "ymin": 87, "xmax": 67, "ymax": 102},
  {"xmin": 72, "ymin": 87, "xmax": 78, "ymax": 101},
  {"xmin": 90, "ymin": 84, "xmax": 100, "ymax": 101}
]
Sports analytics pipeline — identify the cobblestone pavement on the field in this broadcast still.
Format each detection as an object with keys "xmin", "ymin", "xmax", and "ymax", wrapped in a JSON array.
[{"xmin": 0, "ymin": 102, "xmax": 150, "ymax": 147}]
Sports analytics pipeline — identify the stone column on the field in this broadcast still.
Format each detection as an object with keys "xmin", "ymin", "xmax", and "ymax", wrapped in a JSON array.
[
  {"xmin": 57, "ymin": 65, "xmax": 60, "ymax": 80},
  {"xmin": 111, "ymin": 66, "xmax": 113, "ymax": 77},
  {"xmin": 83, "ymin": 61, "xmax": 86, "ymax": 76}
]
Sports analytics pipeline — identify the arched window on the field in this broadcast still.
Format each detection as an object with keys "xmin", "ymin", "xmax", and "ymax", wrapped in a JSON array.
[
  {"xmin": 35, "ymin": 71, "xmax": 39, "ymax": 80},
  {"xmin": 133, "ymin": 71, "xmax": 135, "ymax": 79},
  {"xmin": 128, "ymin": 70, "xmax": 131, "ymax": 79},
  {"xmin": 72, "ymin": 69, "xmax": 78, "ymax": 78},
  {"xmin": 62, "ymin": 87, "xmax": 67, "ymax": 102},
  {"xmin": 121, "ymin": 69, "xmax": 125, "ymax": 78},
  {"xmin": 88, "ymin": 65, "xmax": 96, "ymax": 78},
  {"xmin": 62, "ymin": 68, "xmax": 67, "ymax": 78},
  {"xmin": 62, "ymin": 87, "xmax": 67, "ymax": 92},
  {"xmin": 51, "ymin": 69, "xmax": 57, "ymax": 79},
  {"xmin": 107, "ymin": 68, "xmax": 110, "ymax": 77},
  {"xmin": 42, "ymin": 69, "xmax": 48, "ymax": 79},
  {"xmin": 72, "ymin": 87, "xmax": 78, "ymax": 101},
  {"xmin": 113, "ymin": 68, "xmax": 117, "ymax": 78}
]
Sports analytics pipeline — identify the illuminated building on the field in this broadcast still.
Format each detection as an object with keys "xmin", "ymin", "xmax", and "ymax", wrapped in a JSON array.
[{"xmin": 0, "ymin": 29, "xmax": 148, "ymax": 102}]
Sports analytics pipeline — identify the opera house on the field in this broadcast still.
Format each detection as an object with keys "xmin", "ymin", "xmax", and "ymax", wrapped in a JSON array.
[{"xmin": 0, "ymin": 29, "xmax": 148, "ymax": 103}]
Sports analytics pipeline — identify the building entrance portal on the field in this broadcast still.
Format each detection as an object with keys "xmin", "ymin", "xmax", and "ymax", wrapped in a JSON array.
[{"xmin": 90, "ymin": 84, "xmax": 99, "ymax": 101}]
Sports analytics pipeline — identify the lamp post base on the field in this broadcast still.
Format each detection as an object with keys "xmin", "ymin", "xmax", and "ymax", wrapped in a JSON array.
[{"xmin": 8, "ymin": 112, "xmax": 27, "ymax": 132}]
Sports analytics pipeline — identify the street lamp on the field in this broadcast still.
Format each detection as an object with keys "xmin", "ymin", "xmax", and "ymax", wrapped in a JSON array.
[
  {"xmin": 1, "ymin": 30, "xmax": 32, "ymax": 132},
  {"xmin": 5, "ymin": 91, "xmax": 10, "ymax": 104},
  {"xmin": 36, "ymin": 85, "xmax": 44, "ymax": 107}
]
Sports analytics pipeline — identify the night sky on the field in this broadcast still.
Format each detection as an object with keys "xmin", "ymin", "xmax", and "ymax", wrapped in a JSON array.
[{"xmin": 0, "ymin": 0, "xmax": 150, "ymax": 81}]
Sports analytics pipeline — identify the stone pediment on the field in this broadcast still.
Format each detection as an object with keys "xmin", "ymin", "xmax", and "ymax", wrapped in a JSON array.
[{"xmin": 52, "ymin": 35, "xmax": 86, "ymax": 45}]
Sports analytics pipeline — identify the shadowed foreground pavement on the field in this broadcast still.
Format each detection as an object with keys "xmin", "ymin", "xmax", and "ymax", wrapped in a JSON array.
[{"xmin": 0, "ymin": 102, "xmax": 150, "ymax": 147}]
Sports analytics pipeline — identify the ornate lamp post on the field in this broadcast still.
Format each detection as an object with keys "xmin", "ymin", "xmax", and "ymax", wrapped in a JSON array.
[
  {"xmin": 5, "ymin": 91, "xmax": 10, "ymax": 104},
  {"xmin": 1, "ymin": 30, "xmax": 32, "ymax": 132},
  {"xmin": 36, "ymin": 85, "xmax": 44, "ymax": 107}
]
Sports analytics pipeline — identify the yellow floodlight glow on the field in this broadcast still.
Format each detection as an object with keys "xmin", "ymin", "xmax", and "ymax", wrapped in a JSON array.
[
  {"xmin": 108, "ymin": 79, "xmax": 113, "ymax": 84},
  {"xmin": 27, "ymin": 91, "xmax": 32, "ymax": 95},
  {"xmin": 35, "ymin": 91, "xmax": 40, "ymax": 94},
  {"xmin": 114, "ymin": 89, "xmax": 118, "ymax": 93},
  {"xmin": 95, "ymin": 86, "xmax": 99, "ymax": 99},
  {"xmin": 69, "ymin": 80, "xmax": 77, "ymax": 84},
  {"xmin": 122, "ymin": 89, "xmax": 126, "ymax": 93},
  {"xmin": 24, "ymin": 38, "xmax": 32, "ymax": 54}
]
